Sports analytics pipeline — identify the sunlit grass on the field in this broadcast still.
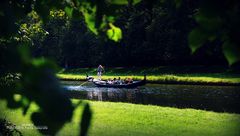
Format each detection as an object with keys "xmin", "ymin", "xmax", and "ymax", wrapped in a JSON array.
[
  {"xmin": 0, "ymin": 100, "xmax": 41, "ymax": 136},
  {"xmin": 57, "ymin": 66, "xmax": 240, "ymax": 85},
  {"xmin": 1, "ymin": 99, "xmax": 240, "ymax": 136},
  {"xmin": 57, "ymin": 74, "xmax": 240, "ymax": 85}
]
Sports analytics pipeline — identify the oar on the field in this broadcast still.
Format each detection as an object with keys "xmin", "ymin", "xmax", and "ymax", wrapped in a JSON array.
[{"xmin": 80, "ymin": 81, "xmax": 88, "ymax": 86}]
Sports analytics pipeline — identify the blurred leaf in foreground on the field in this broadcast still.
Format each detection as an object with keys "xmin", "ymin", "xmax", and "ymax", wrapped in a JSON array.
[
  {"xmin": 223, "ymin": 41, "xmax": 240, "ymax": 66},
  {"xmin": 80, "ymin": 103, "xmax": 92, "ymax": 136},
  {"xmin": 186, "ymin": 0, "xmax": 240, "ymax": 65},
  {"xmin": 17, "ymin": 46, "xmax": 74, "ymax": 135}
]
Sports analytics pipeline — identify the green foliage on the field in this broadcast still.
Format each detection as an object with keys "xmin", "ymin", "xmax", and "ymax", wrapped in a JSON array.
[
  {"xmin": 187, "ymin": 0, "xmax": 240, "ymax": 65},
  {"xmin": 64, "ymin": 6, "xmax": 74, "ymax": 18},
  {"xmin": 0, "ymin": 0, "xmax": 33, "ymax": 37},
  {"xmin": 195, "ymin": 10, "xmax": 223, "ymax": 32},
  {"xmin": 50, "ymin": 10, "xmax": 67, "ymax": 19},
  {"xmin": 1, "ymin": 0, "xmax": 240, "ymax": 135},
  {"xmin": 223, "ymin": 41, "xmax": 240, "ymax": 65},
  {"xmin": 39, "ymin": 9, "xmax": 69, "ymax": 65},
  {"xmin": 62, "ymin": 0, "xmax": 141, "ymax": 37},
  {"xmin": 29, "ymin": 0, "xmax": 227, "ymax": 67},
  {"xmin": 0, "ymin": 118, "xmax": 22, "ymax": 136},
  {"xmin": 107, "ymin": 23, "xmax": 122, "ymax": 42},
  {"xmin": 188, "ymin": 28, "xmax": 209, "ymax": 53},
  {"xmin": 3, "ymin": 45, "xmax": 75, "ymax": 134},
  {"xmin": 117, "ymin": 0, "xmax": 197, "ymax": 65},
  {"xmin": 61, "ymin": 18, "xmax": 98, "ymax": 67},
  {"xmin": 80, "ymin": 103, "xmax": 92, "ymax": 136},
  {"xmin": 0, "ymin": 1, "xmax": 96, "ymax": 135},
  {"xmin": 106, "ymin": 0, "xmax": 141, "ymax": 5},
  {"xmin": 15, "ymin": 11, "xmax": 48, "ymax": 45}
]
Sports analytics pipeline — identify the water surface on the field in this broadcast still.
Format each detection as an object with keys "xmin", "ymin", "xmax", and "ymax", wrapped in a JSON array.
[{"xmin": 62, "ymin": 81, "xmax": 240, "ymax": 113}]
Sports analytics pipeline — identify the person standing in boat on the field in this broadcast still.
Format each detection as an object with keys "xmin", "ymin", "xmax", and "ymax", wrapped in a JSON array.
[{"xmin": 97, "ymin": 65, "xmax": 104, "ymax": 80}]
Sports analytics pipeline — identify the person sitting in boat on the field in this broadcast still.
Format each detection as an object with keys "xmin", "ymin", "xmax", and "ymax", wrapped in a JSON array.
[
  {"xmin": 124, "ymin": 78, "xmax": 133, "ymax": 84},
  {"xmin": 113, "ymin": 78, "xmax": 117, "ymax": 84},
  {"xmin": 128, "ymin": 78, "xmax": 133, "ymax": 84},
  {"xmin": 107, "ymin": 78, "xmax": 114, "ymax": 84},
  {"xmin": 116, "ymin": 77, "xmax": 123, "ymax": 85},
  {"xmin": 97, "ymin": 65, "xmax": 104, "ymax": 80},
  {"xmin": 124, "ymin": 78, "xmax": 127, "ymax": 84}
]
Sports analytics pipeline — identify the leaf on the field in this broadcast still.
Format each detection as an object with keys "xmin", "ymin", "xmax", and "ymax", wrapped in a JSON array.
[
  {"xmin": 188, "ymin": 28, "xmax": 209, "ymax": 53},
  {"xmin": 14, "ymin": 95, "xmax": 31, "ymax": 115},
  {"xmin": 64, "ymin": 6, "xmax": 73, "ymax": 18},
  {"xmin": 80, "ymin": 103, "xmax": 92, "ymax": 136},
  {"xmin": 105, "ymin": 0, "xmax": 141, "ymax": 5},
  {"xmin": 22, "ymin": 101, "xmax": 30, "ymax": 115},
  {"xmin": 31, "ymin": 58, "xmax": 59, "ymax": 72},
  {"xmin": 195, "ymin": 11, "xmax": 223, "ymax": 32},
  {"xmin": 31, "ymin": 112, "xmax": 64, "ymax": 135},
  {"xmin": 222, "ymin": 40, "xmax": 240, "ymax": 65},
  {"xmin": 107, "ymin": 23, "xmax": 122, "ymax": 42},
  {"xmin": 83, "ymin": 7, "xmax": 98, "ymax": 34}
]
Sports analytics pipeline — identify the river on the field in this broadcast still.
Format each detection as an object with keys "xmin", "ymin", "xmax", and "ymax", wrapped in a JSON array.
[{"xmin": 62, "ymin": 81, "xmax": 240, "ymax": 113}]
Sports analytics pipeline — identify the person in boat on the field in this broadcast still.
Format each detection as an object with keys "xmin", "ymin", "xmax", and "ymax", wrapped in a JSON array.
[
  {"xmin": 124, "ymin": 78, "xmax": 128, "ymax": 84},
  {"xmin": 107, "ymin": 78, "xmax": 113, "ymax": 84},
  {"xmin": 116, "ymin": 77, "xmax": 122, "ymax": 85},
  {"xmin": 113, "ymin": 78, "xmax": 117, "ymax": 84},
  {"xmin": 128, "ymin": 78, "xmax": 133, "ymax": 84},
  {"xmin": 97, "ymin": 65, "xmax": 104, "ymax": 80},
  {"xmin": 124, "ymin": 78, "xmax": 133, "ymax": 84}
]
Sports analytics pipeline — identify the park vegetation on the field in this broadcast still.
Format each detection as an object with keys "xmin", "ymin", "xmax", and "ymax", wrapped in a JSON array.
[
  {"xmin": 14, "ymin": 1, "xmax": 240, "ymax": 68},
  {"xmin": 0, "ymin": 0, "xmax": 240, "ymax": 136}
]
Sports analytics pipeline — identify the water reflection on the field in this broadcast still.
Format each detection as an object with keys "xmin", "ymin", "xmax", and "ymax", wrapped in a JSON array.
[{"xmin": 62, "ymin": 81, "xmax": 240, "ymax": 113}]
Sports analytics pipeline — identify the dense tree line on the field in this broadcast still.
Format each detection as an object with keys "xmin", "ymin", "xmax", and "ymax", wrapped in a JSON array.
[
  {"xmin": 24, "ymin": 0, "xmax": 229, "ymax": 68},
  {"xmin": 1, "ymin": 0, "xmax": 239, "ymax": 135}
]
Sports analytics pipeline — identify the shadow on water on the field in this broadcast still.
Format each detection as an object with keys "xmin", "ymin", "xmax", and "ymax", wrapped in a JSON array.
[{"xmin": 61, "ymin": 81, "xmax": 240, "ymax": 113}]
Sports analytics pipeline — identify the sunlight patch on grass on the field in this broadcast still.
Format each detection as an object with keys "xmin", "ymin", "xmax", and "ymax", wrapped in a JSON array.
[
  {"xmin": 1, "ymin": 99, "xmax": 240, "ymax": 136},
  {"xmin": 57, "ymin": 73, "xmax": 240, "ymax": 85}
]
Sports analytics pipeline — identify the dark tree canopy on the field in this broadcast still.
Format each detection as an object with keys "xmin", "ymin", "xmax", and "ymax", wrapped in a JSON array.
[{"xmin": 0, "ymin": 0, "xmax": 240, "ymax": 135}]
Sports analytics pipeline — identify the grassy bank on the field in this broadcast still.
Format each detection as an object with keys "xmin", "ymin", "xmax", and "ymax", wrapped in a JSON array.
[
  {"xmin": 1, "ymin": 99, "xmax": 240, "ymax": 136},
  {"xmin": 57, "ymin": 66, "xmax": 240, "ymax": 85}
]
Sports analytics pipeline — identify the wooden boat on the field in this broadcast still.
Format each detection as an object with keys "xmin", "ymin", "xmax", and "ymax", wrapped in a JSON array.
[{"xmin": 92, "ymin": 75, "xmax": 146, "ymax": 88}]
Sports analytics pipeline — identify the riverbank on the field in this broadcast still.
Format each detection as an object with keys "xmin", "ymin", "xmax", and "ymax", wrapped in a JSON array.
[
  {"xmin": 57, "ymin": 66, "xmax": 240, "ymax": 86},
  {"xmin": 1, "ymin": 99, "xmax": 240, "ymax": 136}
]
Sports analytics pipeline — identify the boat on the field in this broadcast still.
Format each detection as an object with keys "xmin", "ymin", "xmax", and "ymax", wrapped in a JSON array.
[{"xmin": 91, "ymin": 75, "xmax": 146, "ymax": 88}]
